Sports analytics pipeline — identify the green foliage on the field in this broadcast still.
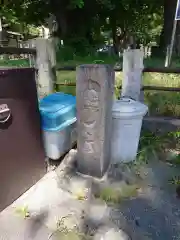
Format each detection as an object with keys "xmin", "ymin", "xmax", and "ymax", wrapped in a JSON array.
[
  {"xmin": 137, "ymin": 131, "xmax": 166, "ymax": 163},
  {"xmin": 169, "ymin": 176, "xmax": 180, "ymax": 186},
  {"xmin": 136, "ymin": 129, "xmax": 180, "ymax": 164},
  {"xmin": 56, "ymin": 46, "xmax": 75, "ymax": 62},
  {"xmin": 168, "ymin": 154, "xmax": 180, "ymax": 165},
  {"xmin": 145, "ymin": 92, "xmax": 180, "ymax": 117},
  {"xmin": 68, "ymin": 0, "xmax": 84, "ymax": 9},
  {"xmin": 135, "ymin": 11, "xmax": 163, "ymax": 43},
  {"xmin": 64, "ymin": 36, "xmax": 95, "ymax": 56},
  {"xmin": 56, "ymin": 46, "xmax": 117, "ymax": 65},
  {"xmin": 169, "ymin": 131, "xmax": 180, "ymax": 139},
  {"xmin": 1, "ymin": 0, "xmax": 164, "ymax": 51},
  {"xmin": 0, "ymin": 7, "xmax": 19, "ymax": 25}
]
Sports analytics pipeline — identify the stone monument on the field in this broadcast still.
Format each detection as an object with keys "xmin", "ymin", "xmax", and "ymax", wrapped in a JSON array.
[{"xmin": 76, "ymin": 64, "xmax": 115, "ymax": 178}]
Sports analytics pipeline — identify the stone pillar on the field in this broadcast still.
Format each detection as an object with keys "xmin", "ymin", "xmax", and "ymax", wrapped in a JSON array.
[
  {"xmin": 76, "ymin": 65, "xmax": 115, "ymax": 178},
  {"xmin": 35, "ymin": 38, "xmax": 55, "ymax": 98},
  {"xmin": 121, "ymin": 49, "xmax": 144, "ymax": 101},
  {"xmin": 47, "ymin": 37, "xmax": 57, "ymax": 91}
]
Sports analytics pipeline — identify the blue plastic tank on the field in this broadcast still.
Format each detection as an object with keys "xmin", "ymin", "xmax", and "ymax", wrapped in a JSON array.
[{"xmin": 39, "ymin": 92, "xmax": 76, "ymax": 131}]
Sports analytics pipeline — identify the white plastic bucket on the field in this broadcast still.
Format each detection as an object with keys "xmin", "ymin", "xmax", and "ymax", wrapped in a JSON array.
[
  {"xmin": 111, "ymin": 98, "xmax": 148, "ymax": 163},
  {"xmin": 42, "ymin": 122, "xmax": 76, "ymax": 160}
]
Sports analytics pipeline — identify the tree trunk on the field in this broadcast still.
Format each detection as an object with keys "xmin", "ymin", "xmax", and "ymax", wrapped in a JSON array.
[
  {"xmin": 159, "ymin": 0, "xmax": 177, "ymax": 50},
  {"xmin": 49, "ymin": 0, "xmax": 68, "ymax": 40},
  {"xmin": 86, "ymin": 30, "xmax": 93, "ymax": 45},
  {"xmin": 174, "ymin": 21, "xmax": 180, "ymax": 55},
  {"xmin": 110, "ymin": 16, "xmax": 119, "ymax": 55},
  {"xmin": 54, "ymin": 11, "xmax": 68, "ymax": 40}
]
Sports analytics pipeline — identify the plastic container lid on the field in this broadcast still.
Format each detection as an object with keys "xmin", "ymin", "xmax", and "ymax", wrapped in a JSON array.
[
  {"xmin": 112, "ymin": 98, "xmax": 148, "ymax": 119},
  {"xmin": 40, "ymin": 92, "xmax": 76, "ymax": 113},
  {"xmin": 39, "ymin": 92, "xmax": 76, "ymax": 131}
]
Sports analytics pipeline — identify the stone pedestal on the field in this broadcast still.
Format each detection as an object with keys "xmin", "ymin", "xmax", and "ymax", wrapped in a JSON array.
[{"xmin": 76, "ymin": 64, "xmax": 115, "ymax": 178}]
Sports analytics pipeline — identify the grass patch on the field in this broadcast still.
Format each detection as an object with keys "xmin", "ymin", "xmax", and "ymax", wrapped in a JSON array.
[
  {"xmin": 95, "ymin": 184, "xmax": 138, "ymax": 204},
  {"xmin": 56, "ymin": 47, "xmax": 119, "ymax": 67},
  {"xmin": 52, "ymin": 231, "xmax": 81, "ymax": 240},
  {"xmin": 49, "ymin": 215, "xmax": 92, "ymax": 240},
  {"xmin": 52, "ymin": 231, "xmax": 91, "ymax": 240},
  {"xmin": 144, "ymin": 57, "xmax": 180, "ymax": 68},
  {"xmin": 15, "ymin": 205, "xmax": 30, "ymax": 219},
  {"xmin": 95, "ymin": 187, "xmax": 121, "ymax": 204},
  {"xmin": 0, "ymin": 59, "xmax": 30, "ymax": 67},
  {"xmin": 72, "ymin": 188, "xmax": 88, "ymax": 201},
  {"xmin": 137, "ymin": 130, "xmax": 169, "ymax": 163},
  {"xmin": 167, "ymin": 151, "xmax": 180, "ymax": 164},
  {"xmin": 168, "ymin": 176, "xmax": 180, "ymax": 186},
  {"xmin": 56, "ymin": 71, "xmax": 76, "ymax": 95},
  {"xmin": 56, "ymin": 55, "xmax": 118, "ymax": 67},
  {"xmin": 56, "ymin": 54, "xmax": 180, "ymax": 68},
  {"xmin": 145, "ymin": 91, "xmax": 180, "ymax": 117},
  {"xmin": 135, "ymin": 129, "xmax": 180, "ymax": 166}
]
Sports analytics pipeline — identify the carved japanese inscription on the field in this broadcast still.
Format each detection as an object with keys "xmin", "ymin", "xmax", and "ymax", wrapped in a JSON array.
[
  {"xmin": 83, "ymin": 79, "xmax": 100, "ymax": 108},
  {"xmin": 76, "ymin": 65, "xmax": 115, "ymax": 178}
]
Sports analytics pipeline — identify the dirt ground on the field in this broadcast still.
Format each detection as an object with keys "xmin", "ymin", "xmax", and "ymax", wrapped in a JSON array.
[{"xmin": 0, "ymin": 119, "xmax": 180, "ymax": 240}]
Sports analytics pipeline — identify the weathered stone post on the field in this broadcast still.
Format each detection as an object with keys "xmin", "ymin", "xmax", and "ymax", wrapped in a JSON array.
[
  {"xmin": 121, "ymin": 49, "xmax": 144, "ymax": 101},
  {"xmin": 76, "ymin": 65, "xmax": 115, "ymax": 178},
  {"xmin": 35, "ymin": 38, "xmax": 56, "ymax": 98}
]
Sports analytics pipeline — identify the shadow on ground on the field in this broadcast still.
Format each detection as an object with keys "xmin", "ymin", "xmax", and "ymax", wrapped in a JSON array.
[
  {"xmin": 3, "ymin": 137, "xmax": 179, "ymax": 240},
  {"xmin": 109, "ymin": 160, "xmax": 180, "ymax": 240},
  {"xmin": 53, "ymin": 147, "xmax": 180, "ymax": 240}
]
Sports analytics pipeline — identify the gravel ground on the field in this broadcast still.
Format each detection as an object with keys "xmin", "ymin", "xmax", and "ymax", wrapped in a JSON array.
[
  {"xmin": 1, "ymin": 149, "xmax": 180, "ymax": 240},
  {"xmin": 108, "ymin": 160, "xmax": 180, "ymax": 240},
  {"xmin": 55, "ymin": 152, "xmax": 180, "ymax": 240}
]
